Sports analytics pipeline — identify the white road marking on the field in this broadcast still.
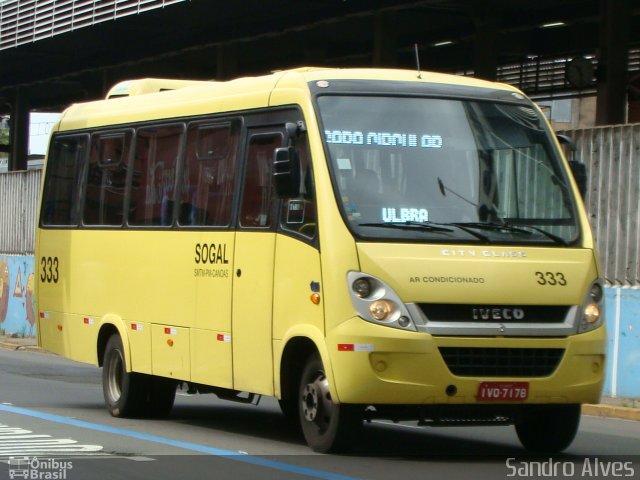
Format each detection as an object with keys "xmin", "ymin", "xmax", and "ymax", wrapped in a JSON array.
[{"xmin": 0, "ymin": 423, "xmax": 104, "ymax": 458}]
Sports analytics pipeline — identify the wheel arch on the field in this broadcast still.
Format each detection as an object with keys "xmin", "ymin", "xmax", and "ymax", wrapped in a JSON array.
[
  {"xmin": 278, "ymin": 326, "xmax": 336, "ymax": 403},
  {"xmin": 279, "ymin": 336, "xmax": 317, "ymax": 403},
  {"xmin": 97, "ymin": 315, "xmax": 132, "ymax": 370}
]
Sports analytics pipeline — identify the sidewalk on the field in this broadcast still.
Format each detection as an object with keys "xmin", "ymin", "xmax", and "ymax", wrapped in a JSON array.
[
  {"xmin": 0, "ymin": 334, "xmax": 638, "ymax": 421},
  {"xmin": 582, "ymin": 396, "xmax": 640, "ymax": 421},
  {"xmin": 0, "ymin": 333, "xmax": 41, "ymax": 352}
]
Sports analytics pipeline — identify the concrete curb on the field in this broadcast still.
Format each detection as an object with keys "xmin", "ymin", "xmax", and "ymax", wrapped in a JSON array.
[
  {"xmin": 0, "ymin": 340, "xmax": 42, "ymax": 352},
  {"xmin": 582, "ymin": 403, "xmax": 640, "ymax": 422}
]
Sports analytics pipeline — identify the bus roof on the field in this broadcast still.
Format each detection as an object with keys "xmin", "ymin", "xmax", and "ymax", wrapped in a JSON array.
[
  {"xmin": 105, "ymin": 78, "xmax": 213, "ymax": 99},
  {"xmin": 57, "ymin": 67, "xmax": 521, "ymax": 131}
]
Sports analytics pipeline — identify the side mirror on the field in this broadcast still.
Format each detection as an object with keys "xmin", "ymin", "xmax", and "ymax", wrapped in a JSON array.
[
  {"xmin": 557, "ymin": 134, "xmax": 577, "ymax": 165},
  {"xmin": 273, "ymin": 146, "xmax": 300, "ymax": 198},
  {"xmin": 556, "ymin": 134, "xmax": 577, "ymax": 154},
  {"xmin": 557, "ymin": 134, "xmax": 587, "ymax": 199},
  {"xmin": 569, "ymin": 160, "xmax": 587, "ymax": 199}
]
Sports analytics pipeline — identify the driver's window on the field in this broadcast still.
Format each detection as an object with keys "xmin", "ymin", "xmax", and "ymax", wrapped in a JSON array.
[
  {"xmin": 280, "ymin": 140, "xmax": 317, "ymax": 240},
  {"xmin": 239, "ymin": 132, "xmax": 282, "ymax": 228}
]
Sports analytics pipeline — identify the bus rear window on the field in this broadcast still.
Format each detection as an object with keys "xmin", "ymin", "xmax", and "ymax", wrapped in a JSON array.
[{"xmin": 41, "ymin": 135, "xmax": 88, "ymax": 227}]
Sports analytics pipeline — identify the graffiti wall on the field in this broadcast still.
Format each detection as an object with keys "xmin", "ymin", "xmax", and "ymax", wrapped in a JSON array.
[{"xmin": 0, "ymin": 255, "xmax": 36, "ymax": 337}]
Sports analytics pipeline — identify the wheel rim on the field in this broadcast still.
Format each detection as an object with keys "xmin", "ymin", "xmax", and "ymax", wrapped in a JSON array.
[
  {"xmin": 106, "ymin": 349, "xmax": 124, "ymax": 403},
  {"xmin": 301, "ymin": 371, "xmax": 333, "ymax": 432}
]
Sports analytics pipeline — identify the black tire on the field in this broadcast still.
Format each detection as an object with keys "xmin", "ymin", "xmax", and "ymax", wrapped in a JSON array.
[
  {"xmin": 515, "ymin": 404, "xmax": 581, "ymax": 453},
  {"xmin": 278, "ymin": 398, "xmax": 298, "ymax": 425},
  {"xmin": 102, "ymin": 335, "xmax": 177, "ymax": 418},
  {"xmin": 298, "ymin": 353, "xmax": 361, "ymax": 453},
  {"xmin": 102, "ymin": 334, "xmax": 146, "ymax": 417},
  {"xmin": 145, "ymin": 376, "xmax": 177, "ymax": 418}
]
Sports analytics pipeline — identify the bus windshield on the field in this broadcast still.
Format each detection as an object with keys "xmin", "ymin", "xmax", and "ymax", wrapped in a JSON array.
[{"xmin": 318, "ymin": 95, "xmax": 579, "ymax": 245}]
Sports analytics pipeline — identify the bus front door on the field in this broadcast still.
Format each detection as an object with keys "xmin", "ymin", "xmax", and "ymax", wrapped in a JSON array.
[{"xmin": 231, "ymin": 130, "xmax": 283, "ymax": 395}]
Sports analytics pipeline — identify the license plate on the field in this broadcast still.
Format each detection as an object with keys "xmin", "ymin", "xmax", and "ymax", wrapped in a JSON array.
[{"xmin": 477, "ymin": 381, "xmax": 529, "ymax": 401}]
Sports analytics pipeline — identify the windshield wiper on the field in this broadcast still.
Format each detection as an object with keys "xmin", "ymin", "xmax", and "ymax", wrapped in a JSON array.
[
  {"xmin": 450, "ymin": 222, "xmax": 568, "ymax": 245},
  {"xmin": 450, "ymin": 221, "xmax": 533, "ymax": 235},
  {"xmin": 444, "ymin": 222, "xmax": 491, "ymax": 242},
  {"xmin": 515, "ymin": 225, "xmax": 569, "ymax": 246},
  {"xmin": 358, "ymin": 221, "xmax": 455, "ymax": 233},
  {"xmin": 359, "ymin": 221, "xmax": 568, "ymax": 245}
]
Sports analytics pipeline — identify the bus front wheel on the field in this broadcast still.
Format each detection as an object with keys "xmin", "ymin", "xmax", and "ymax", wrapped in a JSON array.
[
  {"xmin": 298, "ymin": 353, "xmax": 361, "ymax": 453},
  {"xmin": 515, "ymin": 404, "xmax": 581, "ymax": 453}
]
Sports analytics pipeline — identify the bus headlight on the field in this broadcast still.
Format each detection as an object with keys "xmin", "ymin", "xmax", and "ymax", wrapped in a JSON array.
[
  {"xmin": 589, "ymin": 283, "xmax": 603, "ymax": 303},
  {"xmin": 347, "ymin": 271, "xmax": 416, "ymax": 331},
  {"xmin": 579, "ymin": 280, "xmax": 605, "ymax": 333},
  {"xmin": 370, "ymin": 300, "xmax": 394, "ymax": 321},
  {"xmin": 583, "ymin": 303, "xmax": 601, "ymax": 324},
  {"xmin": 352, "ymin": 277, "xmax": 373, "ymax": 298}
]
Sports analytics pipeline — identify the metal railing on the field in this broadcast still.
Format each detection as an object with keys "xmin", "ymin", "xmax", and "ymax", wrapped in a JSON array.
[
  {"xmin": 0, "ymin": 169, "xmax": 40, "ymax": 254},
  {"xmin": 565, "ymin": 124, "xmax": 640, "ymax": 286}
]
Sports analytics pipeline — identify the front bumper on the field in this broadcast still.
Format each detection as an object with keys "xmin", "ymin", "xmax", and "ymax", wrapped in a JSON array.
[{"xmin": 326, "ymin": 317, "xmax": 606, "ymax": 406}]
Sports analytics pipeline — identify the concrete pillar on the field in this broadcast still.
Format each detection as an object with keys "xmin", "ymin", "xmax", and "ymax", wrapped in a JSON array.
[
  {"xmin": 373, "ymin": 12, "xmax": 397, "ymax": 67},
  {"xmin": 595, "ymin": 0, "xmax": 630, "ymax": 126},
  {"xmin": 216, "ymin": 44, "xmax": 238, "ymax": 80},
  {"xmin": 473, "ymin": 13, "xmax": 500, "ymax": 81},
  {"xmin": 102, "ymin": 69, "xmax": 111, "ymax": 98},
  {"xmin": 9, "ymin": 88, "xmax": 29, "ymax": 172}
]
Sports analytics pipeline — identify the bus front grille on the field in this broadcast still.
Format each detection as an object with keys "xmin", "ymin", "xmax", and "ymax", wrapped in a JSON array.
[
  {"xmin": 438, "ymin": 347, "xmax": 565, "ymax": 377},
  {"xmin": 418, "ymin": 304, "xmax": 570, "ymax": 323}
]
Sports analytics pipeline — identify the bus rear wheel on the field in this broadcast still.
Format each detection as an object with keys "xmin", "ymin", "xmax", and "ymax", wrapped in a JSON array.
[
  {"xmin": 102, "ymin": 335, "xmax": 146, "ymax": 417},
  {"xmin": 515, "ymin": 404, "xmax": 581, "ymax": 453},
  {"xmin": 298, "ymin": 354, "xmax": 361, "ymax": 453},
  {"xmin": 146, "ymin": 376, "xmax": 177, "ymax": 418}
]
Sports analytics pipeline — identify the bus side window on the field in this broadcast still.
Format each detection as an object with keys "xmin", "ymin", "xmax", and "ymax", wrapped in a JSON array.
[
  {"xmin": 83, "ymin": 133, "xmax": 131, "ymax": 226},
  {"xmin": 280, "ymin": 140, "xmax": 317, "ymax": 239},
  {"xmin": 41, "ymin": 135, "xmax": 88, "ymax": 227},
  {"xmin": 128, "ymin": 125, "xmax": 183, "ymax": 227},
  {"xmin": 179, "ymin": 121, "xmax": 239, "ymax": 227},
  {"xmin": 239, "ymin": 133, "xmax": 283, "ymax": 228}
]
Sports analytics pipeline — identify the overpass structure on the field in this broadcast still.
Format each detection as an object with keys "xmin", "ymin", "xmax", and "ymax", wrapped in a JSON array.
[{"xmin": 0, "ymin": 0, "xmax": 639, "ymax": 170}]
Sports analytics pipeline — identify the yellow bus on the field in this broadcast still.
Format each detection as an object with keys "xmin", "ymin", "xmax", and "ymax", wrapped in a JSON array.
[{"xmin": 36, "ymin": 67, "xmax": 605, "ymax": 453}]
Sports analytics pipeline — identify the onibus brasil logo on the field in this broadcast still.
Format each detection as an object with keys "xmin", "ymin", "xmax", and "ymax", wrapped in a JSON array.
[{"xmin": 8, "ymin": 457, "xmax": 72, "ymax": 479}]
